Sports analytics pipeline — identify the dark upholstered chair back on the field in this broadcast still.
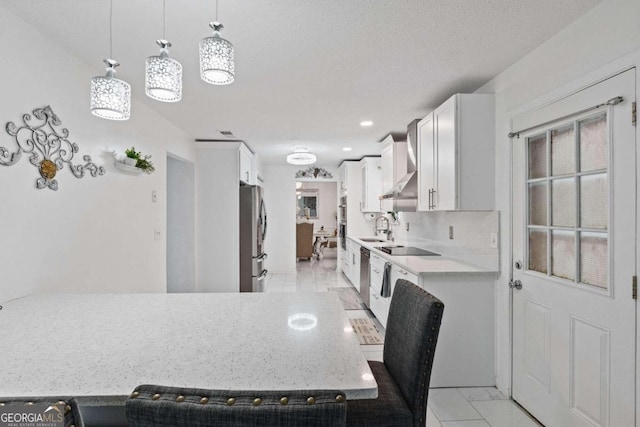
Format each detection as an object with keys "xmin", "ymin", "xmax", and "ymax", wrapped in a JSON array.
[
  {"xmin": 383, "ymin": 279, "xmax": 444, "ymax": 427},
  {"xmin": 126, "ymin": 384, "xmax": 346, "ymax": 427},
  {"xmin": 0, "ymin": 398, "xmax": 83, "ymax": 427}
]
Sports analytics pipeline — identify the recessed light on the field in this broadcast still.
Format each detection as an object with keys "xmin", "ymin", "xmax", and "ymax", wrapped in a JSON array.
[
  {"xmin": 360, "ymin": 120, "xmax": 373, "ymax": 127},
  {"xmin": 342, "ymin": 147, "xmax": 352, "ymax": 152}
]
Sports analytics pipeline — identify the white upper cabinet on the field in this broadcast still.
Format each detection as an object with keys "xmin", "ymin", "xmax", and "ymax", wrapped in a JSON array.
[
  {"xmin": 379, "ymin": 135, "xmax": 407, "ymax": 212},
  {"xmin": 417, "ymin": 113, "xmax": 435, "ymax": 211},
  {"xmin": 360, "ymin": 157, "xmax": 382, "ymax": 212},
  {"xmin": 339, "ymin": 163, "xmax": 348, "ymax": 194},
  {"xmin": 417, "ymin": 93, "xmax": 495, "ymax": 211},
  {"xmin": 239, "ymin": 143, "xmax": 254, "ymax": 185}
]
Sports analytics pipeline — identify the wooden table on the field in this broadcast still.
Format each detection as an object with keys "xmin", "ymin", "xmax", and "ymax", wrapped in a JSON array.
[{"xmin": 0, "ymin": 292, "xmax": 376, "ymax": 400}]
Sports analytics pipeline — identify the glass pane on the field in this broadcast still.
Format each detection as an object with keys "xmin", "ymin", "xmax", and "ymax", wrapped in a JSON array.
[
  {"xmin": 552, "ymin": 230, "xmax": 576, "ymax": 281},
  {"xmin": 551, "ymin": 178, "xmax": 576, "ymax": 227},
  {"xmin": 528, "ymin": 134, "xmax": 547, "ymax": 179},
  {"xmin": 580, "ymin": 174, "xmax": 608, "ymax": 229},
  {"xmin": 528, "ymin": 182, "xmax": 547, "ymax": 226},
  {"xmin": 580, "ymin": 113, "xmax": 607, "ymax": 172},
  {"xmin": 551, "ymin": 125, "xmax": 575, "ymax": 176},
  {"xmin": 529, "ymin": 229, "xmax": 547, "ymax": 274},
  {"xmin": 580, "ymin": 232, "xmax": 608, "ymax": 289}
]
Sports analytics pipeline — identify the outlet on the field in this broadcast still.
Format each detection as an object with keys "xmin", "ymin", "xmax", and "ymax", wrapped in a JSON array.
[
  {"xmin": 154, "ymin": 227, "xmax": 162, "ymax": 241},
  {"xmin": 152, "ymin": 190, "xmax": 157, "ymax": 203},
  {"xmin": 490, "ymin": 232, "xmax": 498, "ymax": 248},
  {"xmin": 405, "ymin": 222, "xmax": 410, "ymax": 232},
  {"xmin": 449, "ymin": 226, "xmax": 454, "ymax": 240}
]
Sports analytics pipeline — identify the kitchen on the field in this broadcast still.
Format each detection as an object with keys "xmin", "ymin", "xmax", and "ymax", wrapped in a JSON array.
[{"xmin": 1, "ymin": 0, "xmax": 639, "ymax": 426}]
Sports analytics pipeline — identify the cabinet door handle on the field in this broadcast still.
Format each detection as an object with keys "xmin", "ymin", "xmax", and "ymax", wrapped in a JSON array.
[
  {"xmin": 352, "ymin": 254, "xmax": 355, "ymax": 264},
  {"xmin": 399, "ymin": 270, "xmax": 408, "ymax": 276},
  {"xmin": 428, "ymin": 189, "xmax": 433, "ymax": 210},
  {"xmin": 246, "ymin": 171, "xmax": 250, "ymax": 181},
  {"xmin": 373, "ymin": 269, "xmax": 380, "ymax": 274},
  {"xmin": 431, "ymin": 189, "xmax": 436, "ymax": 209}
]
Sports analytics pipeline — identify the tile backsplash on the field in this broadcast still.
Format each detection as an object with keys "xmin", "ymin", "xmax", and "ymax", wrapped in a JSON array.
[{"xmin": 384, "ymin": 210, "xmax": 500, "ymax": 271}]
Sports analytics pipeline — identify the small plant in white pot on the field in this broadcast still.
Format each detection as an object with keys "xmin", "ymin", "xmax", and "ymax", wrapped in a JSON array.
[{"xmin": 124, "ymin": 147, "xmax": 140, "ymax": 166}]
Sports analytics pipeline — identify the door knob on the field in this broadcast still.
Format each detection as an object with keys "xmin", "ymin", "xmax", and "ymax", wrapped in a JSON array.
[{"xmin": 509, "ymin": 279, "xmax": 523, "ymax": 290}]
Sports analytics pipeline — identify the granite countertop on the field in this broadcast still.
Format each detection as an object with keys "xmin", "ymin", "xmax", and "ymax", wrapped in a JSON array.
[
  {"xmin": 347, "ymin": 236, "xmax": 498, "ymax": 276},
  {"xmin": 0, "ymin": 292, "xmax": 376, "ymax": 400}
]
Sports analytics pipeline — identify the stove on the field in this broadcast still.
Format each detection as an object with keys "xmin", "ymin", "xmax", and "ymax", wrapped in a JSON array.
[{"xmin": 374, "ymin": 246, "xmax": 440, "ymax": 256}]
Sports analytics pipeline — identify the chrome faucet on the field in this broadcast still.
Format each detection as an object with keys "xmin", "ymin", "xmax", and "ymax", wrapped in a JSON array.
[{"xmin": 374, "ymin": 215, "xmax": 391, "ymax": 240}]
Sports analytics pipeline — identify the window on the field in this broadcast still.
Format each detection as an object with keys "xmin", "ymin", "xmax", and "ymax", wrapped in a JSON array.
[{"xmin": 526, "ymin": 112, "xmax": 608, "ymax": 289}]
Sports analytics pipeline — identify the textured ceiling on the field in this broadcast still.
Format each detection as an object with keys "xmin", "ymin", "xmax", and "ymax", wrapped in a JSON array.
[{"xmin": 2, "ymin": 0, "xmax": 600, "ymax": 166}]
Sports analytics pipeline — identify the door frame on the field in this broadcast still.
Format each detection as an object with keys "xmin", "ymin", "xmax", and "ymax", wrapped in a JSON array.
[{"xmin": 503, "ymin": 52, "xmax": 639, "ymax": 422}]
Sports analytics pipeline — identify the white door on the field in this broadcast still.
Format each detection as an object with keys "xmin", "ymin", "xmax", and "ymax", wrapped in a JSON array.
[{"xmin": 512, "ymin": 69, "xmax": 636, "ymax": 427}]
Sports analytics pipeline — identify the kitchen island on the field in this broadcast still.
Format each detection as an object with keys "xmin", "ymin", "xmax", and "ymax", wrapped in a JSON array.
[{"xmin": 0, "ymin": 292, "xmax": 376, "ymax": 401}]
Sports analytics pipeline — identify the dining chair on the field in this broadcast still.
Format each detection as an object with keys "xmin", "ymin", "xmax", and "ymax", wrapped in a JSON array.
[
  {"xmin": 296, "ymin": 221, "xmax": 314, "ymax": 260},
  {"xmin": 125, "ymin": 384, "xmax": 347, "ymax": 427},
  {"xmin": 346, "ymin": 279, "xmax": 445, "ymax": 427},
  {"xmin": 0, "ymin": 397, "xmax": 84, "ymax": 427}
]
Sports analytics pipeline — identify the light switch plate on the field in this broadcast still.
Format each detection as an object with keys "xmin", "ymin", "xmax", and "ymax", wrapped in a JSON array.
[
  {"xmin": 154, "ymin": 227, "xmax": 161, "ymax": 241},
  {"xmin": 490, "ymin": 232, "xmax": 498, "ymax": 248},
  {"xmin": 152, "ymin": 190, "xmax": 157, "ymax": 203}
]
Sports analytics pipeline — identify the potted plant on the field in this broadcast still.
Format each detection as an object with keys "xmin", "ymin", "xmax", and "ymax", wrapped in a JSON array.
[
  {"xmin": 136, "ymin": 154, "xmax": 155, "ymax": 175},
  {"xmin": 124, "ymin": 147, "xmax": 140, "ymax": 166}
]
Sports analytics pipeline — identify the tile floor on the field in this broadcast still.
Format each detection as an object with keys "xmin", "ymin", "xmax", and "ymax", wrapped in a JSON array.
[{"xmin": 264, "ymin": 256, "xmax": 542, "ymax": 427}]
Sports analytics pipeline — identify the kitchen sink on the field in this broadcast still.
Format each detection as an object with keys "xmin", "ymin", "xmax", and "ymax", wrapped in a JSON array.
[{"xmin": 358, "ymin": 237, "xmax": 386, "ymax": 242}]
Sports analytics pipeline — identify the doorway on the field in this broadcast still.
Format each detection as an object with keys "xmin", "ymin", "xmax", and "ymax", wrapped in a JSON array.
[
  {"xmin": 511, "ymin": 69, "xmax": 636, "ymax": 426},
  {"xmin": 295, "ymin": 181, "xmax": 339, "ymax": 262},
  {"xmin": 167, "ymin": 154, "xmax": 195, "ymax": 293}
]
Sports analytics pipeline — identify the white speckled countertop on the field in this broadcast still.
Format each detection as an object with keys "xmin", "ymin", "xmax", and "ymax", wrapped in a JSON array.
[
  {"xmin": 348, "ymin": 236, "xmax": 498, "ymax": 276},
  {"xmin": 0, "ymin": 293, "xmax": 376, "ymax": 400}
]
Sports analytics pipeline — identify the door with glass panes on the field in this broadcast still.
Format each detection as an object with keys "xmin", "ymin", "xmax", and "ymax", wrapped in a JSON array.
[{"xmin": 512, "ymin": 69, "xmax": 636, "ymax": 427}]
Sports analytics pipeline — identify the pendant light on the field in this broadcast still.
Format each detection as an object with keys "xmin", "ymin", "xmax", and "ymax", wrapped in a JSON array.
[
  {"xmin": 199, "ymin": 0, "xmax": 235, "ymax": 85},
  {"xmin": 90, "ymin": 0, "xmax": 131, "ymax": 120},
  {"xmin": 145, "ymin": 0, "xmax": 182, "ymax": 102}
]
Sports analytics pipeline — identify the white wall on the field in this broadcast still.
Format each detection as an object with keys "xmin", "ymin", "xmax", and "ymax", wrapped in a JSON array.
[
  {"xmin": 0, "ymin": 6, "xmax": 195, "ymax": 303},
  {"xmin": 298, "ymin": 181, "xmax": 338, "ymax": 232},
  {"xmin": 264, "ymin": 165, "xmax": 338, "ymax": 273},
  {"xmin": 475, "ymin": 0, "xmax": 640, "ymax": 394},
  {"xmin": 167, "ymin": 155, "xmax": 195, "ymax": 293},
  {"xmin": 195, "ymin": 143, "xmax": 240, "ymax": 292}
]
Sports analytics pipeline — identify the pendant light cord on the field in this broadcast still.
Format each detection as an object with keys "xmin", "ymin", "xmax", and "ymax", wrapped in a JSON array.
[
  {"xmin": 162, "ymin": 0, "xmax": 166, "ymax": 39},
  {"xmin": 109, "ymin": 0, "xmax": 113, "ymax": 59}
]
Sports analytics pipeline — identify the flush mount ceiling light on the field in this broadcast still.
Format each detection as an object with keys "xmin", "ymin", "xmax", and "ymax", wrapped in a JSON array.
[
  {"xmin": 287, "ymin": 147, "xmax": 317, "ymax": 165},
  {"xmin": 360, "ymin": 120, "xmax": 374, "ymax": 127},
  {"xmin": 90, "ymin": 0, "xmax": 131, "ymax": 120},
  {"xmin": 200, "ymin": 0, "xmax": 235, "ymax": 85},
  {"xmin": 145, "ymin": 0, "xmax": 182, "ymax": 102},
  {"xmin": 342, "ymin": 147, "xmax": 352, "ymax": 152}
]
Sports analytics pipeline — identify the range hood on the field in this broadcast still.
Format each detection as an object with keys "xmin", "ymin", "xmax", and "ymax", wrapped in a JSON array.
[{"xmin": 379, "ymin": 119, "xmax": 420, "ymax": 211}]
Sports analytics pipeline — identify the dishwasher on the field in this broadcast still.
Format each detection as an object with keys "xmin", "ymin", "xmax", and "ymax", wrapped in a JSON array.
[{"xmin": 359, "ymin": 246, "xmax": 370, "ymax": 308}]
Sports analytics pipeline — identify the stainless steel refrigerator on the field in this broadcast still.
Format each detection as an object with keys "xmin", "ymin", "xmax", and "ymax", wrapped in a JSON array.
[{"xmin": 239, "ymin": 185, "xmax": 268, "ymax": 292}]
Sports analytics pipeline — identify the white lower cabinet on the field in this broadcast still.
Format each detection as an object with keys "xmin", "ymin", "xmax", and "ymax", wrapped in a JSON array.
[
  {"xmin": 369, "ymin": 286, "xmax": 389, "ymax": 329},
  {"xmin": 343, "ymin": 239, "xmax": 360, "ymax": 288},
  {"xmin": 364, "ymin": 252, "xmax": 495, "ymax": 388}
]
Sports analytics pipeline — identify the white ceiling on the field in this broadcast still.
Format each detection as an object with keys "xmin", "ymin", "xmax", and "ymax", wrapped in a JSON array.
[{"xmin": 2, "ymin": 0, "xmax": 600, "ymax": 166}]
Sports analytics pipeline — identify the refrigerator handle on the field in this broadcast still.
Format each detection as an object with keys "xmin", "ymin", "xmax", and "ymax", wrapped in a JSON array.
[
  {"xmin": 254, "ymin": 253, "xmax": 268, "ymax": 262},
  {"xmin": 254, "ymin": 269, "xmax": 268, "ymax": 281}
]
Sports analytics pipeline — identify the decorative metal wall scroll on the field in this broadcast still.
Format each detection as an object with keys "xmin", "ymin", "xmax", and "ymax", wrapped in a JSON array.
[
  {"xmin": 295, "ymin": 167, "xmax": 333, "ymax": 179},
  {"xmin": 1, "ymin": 106, "xmax": 105, "ymax": 190}
]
